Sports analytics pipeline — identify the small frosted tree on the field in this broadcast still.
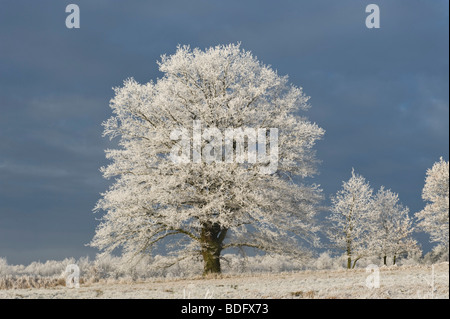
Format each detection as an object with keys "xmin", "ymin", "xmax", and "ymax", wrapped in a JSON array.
[
  {"xmin": 327, "ymin": 169, "xmax": 373, "ymax": 269},
  {"xmin": 415, "ymin": 157, "xmax": 449, "ymax": 252},
  {"xmin": 90, "ymin": 44, "xmax": 325, "ymax": 274},
  {"xmin": 370, "ymin": 187, "xmax": 419, "ymax": 265}
]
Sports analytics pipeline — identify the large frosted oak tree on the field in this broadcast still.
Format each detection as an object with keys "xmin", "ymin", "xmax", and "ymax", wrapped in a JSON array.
[{"xmin": 90, "ymin": 44, "xmax": 324, "ymax": 274}]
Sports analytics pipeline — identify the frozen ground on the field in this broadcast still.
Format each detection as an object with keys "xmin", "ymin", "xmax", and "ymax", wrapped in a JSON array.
[{"xmin": 0, "ymin": 262, "xmax": 448, "ymax": 299}]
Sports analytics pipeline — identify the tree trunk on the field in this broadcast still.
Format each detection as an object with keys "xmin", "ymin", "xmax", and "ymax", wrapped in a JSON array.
[
  {"xmin": 200, "ymin": 222, "xmax": 227, "ymax": 275},
  {"xmin": 346, "ymin": 237, "xmax": 352, "ymax": 269},
  {"xmin": 202, "ymin": 247, "xmax": 221, "ymax": 274},
  {"xmin": 383, "ymin": 255, "xmax": 387, "ymax": 266}
]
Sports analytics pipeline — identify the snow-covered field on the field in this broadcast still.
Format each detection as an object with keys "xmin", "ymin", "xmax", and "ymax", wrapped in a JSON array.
[{"xmin": 1, "ymin": 262, "xmax": 448, "ymax": 299}]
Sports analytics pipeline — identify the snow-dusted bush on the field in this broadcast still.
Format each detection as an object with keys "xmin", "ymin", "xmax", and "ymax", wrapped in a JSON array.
[
  {"xmin": 423, "ymin": 244, "xmax": 449, "ymax": 264},
  {"xmin": 397, "ymin": 250, "xmax": 424, "ymax": 266},
  {"xmin": 0, "ymin": 250, "xmax": 427, "ymax": 289},
  {"xmin": 23, "ymin": 258, "xmax": 76, "ymax": 278},
  {"xmin": 231, "ymin": 254, "xmax": 305, "ymax": 273},
  {"xmin": 311, "ymin": 252, "xmax": 335, "ymax": 270}
]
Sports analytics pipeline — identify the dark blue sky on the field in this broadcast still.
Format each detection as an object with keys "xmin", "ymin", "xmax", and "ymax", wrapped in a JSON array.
[{"xmin": 0, "ymin": 1, "xmax": 448, "ymax": 264}]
